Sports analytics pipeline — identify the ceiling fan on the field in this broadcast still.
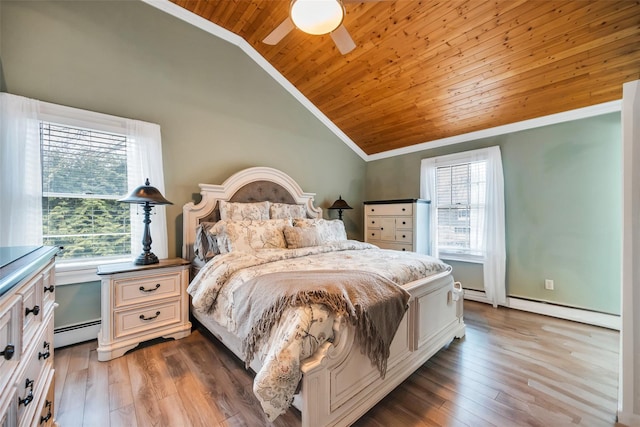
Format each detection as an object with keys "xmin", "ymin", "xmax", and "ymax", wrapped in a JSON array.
[{"xmin": 262, "ymin": 0, "xmax": 357, "ymax": 55}]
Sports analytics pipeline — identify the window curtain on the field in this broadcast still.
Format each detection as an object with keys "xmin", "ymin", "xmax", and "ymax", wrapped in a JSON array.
[
  {"xmin": 126, "ymin": 120, "xmax": 169, "ymax": 260},
  {"xmin": 420, "ymin": 146, "xmax": 506, "ymax": 307},
  {"xmin": 0, "ymin": 93, "xmax": 43, "ymax": 247}
]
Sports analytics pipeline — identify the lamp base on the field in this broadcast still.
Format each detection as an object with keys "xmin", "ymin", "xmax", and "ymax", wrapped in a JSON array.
[{"xmin": 134, "ymin": 252, "xmax": 159, "ymax": 265}]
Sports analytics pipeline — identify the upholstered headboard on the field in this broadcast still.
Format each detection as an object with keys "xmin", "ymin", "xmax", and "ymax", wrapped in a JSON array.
[{"xmin": 182, "ymin": 167, "xmax": 322, "ymax": 262}]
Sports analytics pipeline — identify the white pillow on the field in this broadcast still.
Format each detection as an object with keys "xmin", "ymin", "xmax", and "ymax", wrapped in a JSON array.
[
  {"xmin": 219, "ymin": 200, "xmax": 270, "ymax": 221},
  {"xmin": 225, "ymin": 219, "xmax": 291, "ymax": 252},
  {"xmin": 269, "ymin": 203, "xmax": 307, "ymax": 220},
  {"xmin": 292, "ymin": 218, "xmax": 347, "ymax": 242}
]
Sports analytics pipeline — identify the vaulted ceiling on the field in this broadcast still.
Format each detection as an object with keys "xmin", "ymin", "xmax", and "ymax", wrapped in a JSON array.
[{"xmin": 171, "ymin": 0, "xmax": 640, "ymax": 155}]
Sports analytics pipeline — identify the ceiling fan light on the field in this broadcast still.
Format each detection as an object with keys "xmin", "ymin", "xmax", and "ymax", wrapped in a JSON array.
[{"xmin": 290, "ymin": 0, "xmax": 345, "ymax": 35}]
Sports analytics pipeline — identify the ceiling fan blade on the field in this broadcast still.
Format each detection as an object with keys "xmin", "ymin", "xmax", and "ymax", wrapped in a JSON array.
[
  {"xmin": 330, "ymin": 24, "xmax": 356, "ymax": 55},
  {"xmin": 263, "ymin": 17, "xmax": 295, "ymax": 45}
]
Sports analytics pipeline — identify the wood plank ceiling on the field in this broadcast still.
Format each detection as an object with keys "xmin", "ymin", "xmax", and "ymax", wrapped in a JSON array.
[{"xmin": 171, "ymin": 0, "xmax": 640, "ymax": 155}]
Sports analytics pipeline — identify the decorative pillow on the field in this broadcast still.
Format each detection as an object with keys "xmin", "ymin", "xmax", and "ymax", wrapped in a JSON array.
[
  {"xmin": 269, "ymin": 203, "xmax": 307, "ymax": 220},
  {"xmin": 193, "ymin": 222, "xmax": 220, "ymax": 261},
  {"xmin": 219, "ymin": 200, "xmax": 270, "ymax": 221},
  {"xmin": 224, "ymin": 219, "xmax": 291, "ymax": 252},
  {"xmin": 283, "ymin": 226, "xmax": 324, "ymax": 249},
  {"xmin": 292, "ymin": 218, "xmax": 347, "ymax": 242}
]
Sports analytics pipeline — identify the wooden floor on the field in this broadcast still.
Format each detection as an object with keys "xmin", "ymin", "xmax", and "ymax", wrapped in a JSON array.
[{"xmin": 54, "ymin": 301, "xmax": 621, "ymax": 427}]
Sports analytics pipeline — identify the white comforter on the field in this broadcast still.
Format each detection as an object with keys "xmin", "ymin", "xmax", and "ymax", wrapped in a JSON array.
[{"xmin": 187, "ymin": 240, "xmax": 450, "ymax": 420}]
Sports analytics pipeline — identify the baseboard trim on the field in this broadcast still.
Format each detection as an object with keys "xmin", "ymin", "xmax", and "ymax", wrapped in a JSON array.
[
  {"xmin": 54, "ymin": 319, "xmax": 101, "ymax": 348},
  {"xmin": 617, "ymin": 410, "xmax": 640, "ymax": 426},
  {"xmin": 463, "ymin": 290, "xmax": 620, "ymax": 330}
]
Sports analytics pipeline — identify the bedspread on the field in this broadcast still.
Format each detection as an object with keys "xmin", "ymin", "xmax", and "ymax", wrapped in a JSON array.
[{"xmin": 187, "ymin": 241, "xmax": 450, "ymax": 420}]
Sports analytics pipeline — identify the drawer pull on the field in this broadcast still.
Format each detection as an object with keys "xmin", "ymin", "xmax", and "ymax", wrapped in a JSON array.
[
  {"xmin": 18, "ymin": 378, "xmax": 34, "ymax": 406},
  {"xmin": 140, "ymin": 311, "xmax": 161, "ymax": 321},
  {"xmin": 25, "ymin": 305, "xmax": 40, "ymax": 317},
  {"xmin": 371, "ymin": 220, "xmax": 375, "ymax": 224},
  {"xmin": 402, "ymin": 208, "xmax": 406, "ymax": 211},
  {"xmin": 381, "ymin": 227, "xmax": 384, "ymax": 230},
  {"xmin": 39, "ymin": 341, "xmax": 51, "ymax": 360},
  {"xmin": 0, "ymin": 344, "xmax": 15, "ymax": 360},
  {"xmin": 40, "ymin": 400, "xmax": 52, "ymax": 424},
  {"xmin": 402, "ymin": 235, "xmax": 406, "ymax": 238},
  {"xmin": 402, "ymin": 221, "xmax": 406, "ymax": 225},
  {"xmin": 44, "ymin": 284, "xmax": 55, "ymax": 293},
  {"xmin": 139, "ymin": 284, "xmax": 161, "ymax": 293}
]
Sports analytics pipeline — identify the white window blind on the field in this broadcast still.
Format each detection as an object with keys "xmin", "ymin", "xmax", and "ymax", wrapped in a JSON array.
[
  {"xmin": 435, "ymin": 160, "xmax": 486, "ymax": 259},
  {"xmin": 41, "ymin": 122, "xmax": 131, "ymax": 260}
]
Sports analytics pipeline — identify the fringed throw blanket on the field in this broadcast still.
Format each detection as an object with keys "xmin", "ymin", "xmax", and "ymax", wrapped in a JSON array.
[{"xmin": 234, "ymin": 269, "xmax": 411, "ymax": 377}]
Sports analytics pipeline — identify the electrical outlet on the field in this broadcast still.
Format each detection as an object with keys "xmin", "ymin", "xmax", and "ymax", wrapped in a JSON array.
[{"xmin": 545, "ymin": 279, "xmax": 554, "ymax": 290}]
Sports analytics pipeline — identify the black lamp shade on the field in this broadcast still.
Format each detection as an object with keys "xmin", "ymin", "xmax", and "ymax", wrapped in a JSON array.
[
  {"xmin": 328, "ymin": 196, "xmax": 352, "ymax": 220},
  {"xmin": 119, "ymin": 178, "xmax": 173, "ymax": 206},
  {"xmin": 120, "ymin": 179, "xmax": 172, "ymax": 265}
]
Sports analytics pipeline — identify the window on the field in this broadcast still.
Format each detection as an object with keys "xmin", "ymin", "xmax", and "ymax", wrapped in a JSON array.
[
  {"xmin": 435, "ymin": 160, "xmax": 486, "ymax": 260},
  {"xmin": 40, "ymin": 122, "xmax": 131, "ymax": 260},
  {"xmin": 1, "ymin": 93, "xmax": 168, "ymax": 279}
]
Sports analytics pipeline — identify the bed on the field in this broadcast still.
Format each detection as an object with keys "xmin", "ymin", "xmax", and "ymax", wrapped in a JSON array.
[{"xmin": 182, "ymin": 166, "xmax": 465, "ymax": 427}]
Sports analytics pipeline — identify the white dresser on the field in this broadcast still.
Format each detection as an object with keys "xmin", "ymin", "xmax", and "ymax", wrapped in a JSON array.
[
  {"xmin": 364, "ymin": 199, "xmax": 430, "ymax": 254},
  {"xmin": 96, "ymin": 258, "xmax": 191, "ymax": 362},
  {"xmin": 0, "ymin": 246, "xmax": 58, "ymax": 427}
]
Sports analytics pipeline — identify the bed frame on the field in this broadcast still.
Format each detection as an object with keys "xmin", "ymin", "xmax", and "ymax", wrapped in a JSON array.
[{"xmin": 182, "ymin": 166, "xmax": 466, "ymax": 427}]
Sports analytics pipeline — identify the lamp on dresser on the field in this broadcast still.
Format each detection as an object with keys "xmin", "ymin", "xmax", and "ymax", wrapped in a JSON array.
[
  {"xmin": 328, "ymin": 195, "xmax": 352, "ymax": 220},
  {"xmin": 119, "ymin": 178, "xmax": 172, "ymax": 265}
]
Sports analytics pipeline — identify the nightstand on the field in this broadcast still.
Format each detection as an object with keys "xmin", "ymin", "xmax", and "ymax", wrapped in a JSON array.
[{"xmin": 96, "ymin": 258, "xmax": 191, "ymax": 361}]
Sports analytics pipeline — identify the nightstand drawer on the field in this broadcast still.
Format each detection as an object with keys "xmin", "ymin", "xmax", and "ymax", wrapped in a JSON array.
[
  {"xmin": 114, "ymin": 299, "xmax": 181, "ymax": 339},
  {"xmin": 114, "ymin": 272, "xmax": 182, "ymax": 308}
]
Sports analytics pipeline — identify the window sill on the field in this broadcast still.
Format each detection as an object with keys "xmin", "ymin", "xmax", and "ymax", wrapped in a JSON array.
[
  {"xmin": 439, "ymin": 254, "xmax": 485, "ymax": 264},
  {"xmin": 55, "ymin": 256, "xmax": 132, "ymax": 286}
]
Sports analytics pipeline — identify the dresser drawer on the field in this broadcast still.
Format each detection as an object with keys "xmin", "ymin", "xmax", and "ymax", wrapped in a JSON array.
[
  {"xmin": 0, "ymin": 385, "xmax": 16, "ymax": 427},
  {"xmin": 35, "ymin": 371, "xmax": 55, "ymax": 427},
  {"xmin": 376, "ymin": 242, "xmax": 413, "ymax": 252},
  {"xmin": 16, "ymin": 276, "xmax": 43, "ymax": 352},
  {"xmin": 16, "ymin": 314, "xmax": 53, "ymax": 427},
  {"xmin": 41, "ymin": 263, "xmax": 56, "ymax": 315},
  {"xmin": 365, "ymin": 203, "xmax": 412, "ymax": 216},
  {"xmin": 114, "ymin": 271, "xmax": 182, "ymax": 308},
  {"xmin": 395, "ymin": 217, "xmax": 412, "ymax": 229},
  {"xmin": 0, "ymin": 295, "xmax": 22, "ymax": 392},
  {"xmin": 114, "ymin": 299, "xmax": 181, "ymax": 339},
  {"xmin": 395, "ymin": 230, "xmax": 413, "ymax": 243}
]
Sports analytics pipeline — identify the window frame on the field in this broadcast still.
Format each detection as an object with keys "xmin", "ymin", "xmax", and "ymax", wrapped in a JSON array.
[
  {"xmin": 421, "ymin": 148, "xmax": 493, "ymax": 264},
  {"xmin": 38, "ymin": 103, "xmax": 136, "ymax": 283}
]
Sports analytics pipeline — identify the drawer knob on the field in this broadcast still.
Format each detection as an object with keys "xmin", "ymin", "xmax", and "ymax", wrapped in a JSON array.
[
  {"xmin": 381, "ymin": 227, "xmax": 384, "ymax": 230},
  {"xmin": 402, "ymin": 248, "xmax": 406, "ymax": 251},
  {"xmin": 140, "ymin": 311, "xmax": 161, "ymax": 321},
  {"xmin": 18, "ymin": 378, "xmax": 34, "ymax": 406},
  {"xmin": 139, "ymin": 283, "xmax": 161, "ymax": 293},
  {"xmin": 25, "ymin": 305, "xmax": 40, "ymax": 317},
  {"xmin": 402, "ymin": 208, "xmax": 406, "ymax": 211},
  {"xmin": 39, "ymin": 341, "xmax": 51, "ymax": 360},
  {"xmin": 40, "ymin": 400, "xmax": 52, "ymax": 424},
  {"xmin": 371, "ymin": 220, "xmax": 375, "ymax": 224},
  {"xmin": 402, "ymin": 221, "xmax": 406, "ymax": 225},
  {"xmin": 44, "ymin": 284, "xmax": 55, "ymax": 293},
  {"xmin": 0, "ymin": 344, "xmax": 15, "ymax": 360},
  {"xmin": 402, "ymin": 235, "xmax": 406, "ymax": 238}
]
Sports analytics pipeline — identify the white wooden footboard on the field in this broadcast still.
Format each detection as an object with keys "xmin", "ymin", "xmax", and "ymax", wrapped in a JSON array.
[{"xmin": 295, "ymin": 271, "xmax": 465, "ymax": 427}]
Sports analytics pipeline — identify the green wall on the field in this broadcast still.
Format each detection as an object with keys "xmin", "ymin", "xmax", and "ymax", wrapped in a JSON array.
[
  {"xmin": 366, "ymin": 113, "xmax": 622, "ymax": 315},
  {"xmin": 0, "ymin": 0, "xmax": 365, "ymax": 330}
]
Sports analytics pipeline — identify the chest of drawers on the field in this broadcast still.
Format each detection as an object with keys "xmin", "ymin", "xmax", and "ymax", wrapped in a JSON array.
[
  {"xmin": 96, "ymin": 258, "xmax": 191, "ymax": 361},
  {"xmin": 0, "ymin": 246, "xmax": 58, "ymax": 427},
  {"xmin": 364, "ymin": 199, "xmax": 430, "ymax": 254}
]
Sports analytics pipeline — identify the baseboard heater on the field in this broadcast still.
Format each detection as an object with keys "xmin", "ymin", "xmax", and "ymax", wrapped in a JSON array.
[{"xmin": 54, "ymin": 319, "xmax": 101, "ymax": 349}]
